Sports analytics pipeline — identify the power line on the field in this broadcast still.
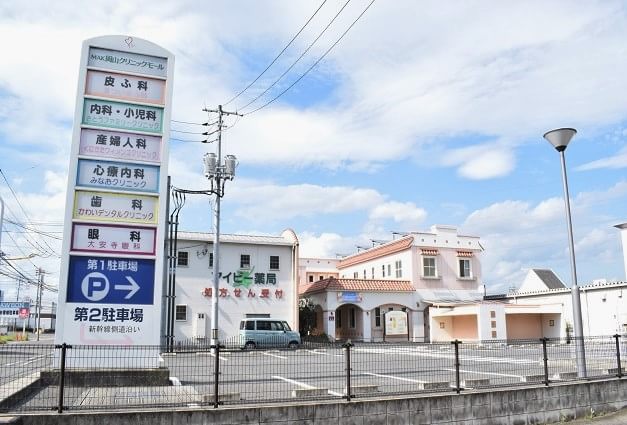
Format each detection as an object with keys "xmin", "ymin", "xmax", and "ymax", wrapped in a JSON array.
[
  {"xmin": 171, "ymin": 129, "xmax": 207, "ymax": 135},
  {"xmin": 243, "ymin": 0, "xmax": 376, "ymax": 116},
  {"xmin": 0, "ymin": 169, "xmax": 60, "ymax": 256},
  {"xmin": 171, "ymin": 119, "xmax": 205, "ymax": 125},
  {"xmin": 238, "ymin": 0, "xmax": 351, "ymax": 112},
  {"xmin": 224, "ymin": 0, "xmax": 329, "ymax": 106}
]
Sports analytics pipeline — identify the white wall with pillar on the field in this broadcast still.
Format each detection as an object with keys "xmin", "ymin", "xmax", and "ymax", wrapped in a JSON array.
[
  {"xmin": 362, "ymin": 309, "xmax": 372, "ymax": 342},
  {"xmin": 323, "ymin": 310, "xmax": 336, "ymax": 340}
]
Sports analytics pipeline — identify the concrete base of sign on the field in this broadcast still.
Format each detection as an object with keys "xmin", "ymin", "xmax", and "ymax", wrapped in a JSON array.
[
  {"xmin": 80, "ymin": 386, "xmax": 200, "ymax": 407},
  {"xmin": 40, "ymin": 367, "xmax": 170, "ymax": 387}
]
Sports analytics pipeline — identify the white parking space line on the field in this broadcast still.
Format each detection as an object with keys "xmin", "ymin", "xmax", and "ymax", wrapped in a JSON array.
[
  {"xmin": 304, "ymin": 349, "xmax": 343, "ymax": 357},
  {"xmin": 262, "ymin": 352, "xmax": 288, "ymax": 360},
  {"xmin": 354, "ymin": 347, "xmax": 538, "ymax": 364},
  {"xmin": 194, "ymin": 351, "xmax": 229, "ymax": 361},
  {"xmin": 272, "ymin": 375, "xmax": 343, "ymax": 397},
  {"xmin": 2, "ymin": 353, "xmax": 52, "ymax": 367},
  {"xmin": 363, "ymin": 372, "xmax": 425, "ymax": 383},
  {"xmin": 443, "ymin": 367, "xmax": 524, "ymax": 380}
]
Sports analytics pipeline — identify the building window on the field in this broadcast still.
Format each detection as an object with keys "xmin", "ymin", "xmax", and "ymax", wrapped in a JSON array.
[
  {"xmin": 401, "ymin": 307, "xmax": 407, "ymax": 312},
  {"xmin": 309, "ymin": 275, "xmax": 314, "ymax": 283},
  {"xmin": 439, "ymin": 322, "xmax": 445, "ymax": 329},
  {"xmin": 240, "ymin": 254, "xmax": 251, "ymax": 269},
  {"xmin": 371, "ymin": 267, "xmax": 374, "ymax": 279},
  {"xmin": 549, "ymin": 319, "xmax": 555, "ymax": 327},
  {"xmin": 353, "ymin": 272, "xmax": 358, "ymax": 279},
  {"xmin": 319, "ymin": 275, "xmax": 324, "ymax": 281},
  {"xmin": 395, "ymin": 260, "xmax": 402, "ymax": 278},
  {"xmin": 375, "ymin": 307, "xmax": 381, "ymax": 327},
  {"xmin": 387, "ymin": 264, "xmax": 391, "ymax": 276},
  {"xmin": 490, "ymin": 310, "xmax": 496, "ymax": 318},
  {"xmin": 422, "ymin": 257, "xmax": 437, "ymax": 277},
  {"xmin": 270, "ymin": 255, "xmax": 280, "ymax": 270},
  {"xmin": 491, "ymin": 321, "xmax": 496, "ymax": 328},
  {"xmin": 175, "ymin": 305, "xmax": 187, "ymax": 321},
  {"xmin": 209, "ymin": 252, "xmax": 213, "ymax": 268},
  {"xmin": 382, "ymin": 265, "xmax": 385, "ymax": 277},
  {"xmin": 491, "ymin": 331, "xmax": 497, "ymax": 338},
  {"xmin": 177, "ymin": 251, "xmax": 189, "ymax": 266},
  {"xmin": 363, "ymin": 269, "xmax": 366, "ymax": 279},
  {"xmin": 349, "ymin": 308, "xmax": 356, "ymax": 328},
  {"xmin": 459, "ymin": 259, "xmax": 471, "ymax": 278}
]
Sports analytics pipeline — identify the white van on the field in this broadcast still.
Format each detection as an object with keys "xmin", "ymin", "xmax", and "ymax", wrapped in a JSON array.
[{"xmin": 239, "ymin": 318, "xmax": 301, "ymax": 349}]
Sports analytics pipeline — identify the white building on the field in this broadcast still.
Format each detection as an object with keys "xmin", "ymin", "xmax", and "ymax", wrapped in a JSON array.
[
  {"xmin": 170, "ymin": 230, "xmax": 299, "ymax": 341},
  {"xmin": 299, "ymin": 225, "xmax": 484, "ymax": 342},
  {"xmin": 298, "ymin": 258, "xmax": 339, "ymax": 285}
]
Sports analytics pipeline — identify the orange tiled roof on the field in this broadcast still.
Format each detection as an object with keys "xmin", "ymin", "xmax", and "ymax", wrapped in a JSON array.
[
  {"xmin": 299, "ymin": 277, "xmax": 415, "ymax": 295},
  {"xmin": 337, "ymin": 236, "xmax": 414, "ymax": 269}
]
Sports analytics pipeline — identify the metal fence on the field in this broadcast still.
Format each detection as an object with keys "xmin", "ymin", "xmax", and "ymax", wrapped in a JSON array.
[{"xmin": 0, "ymin": 335, "xmax": 624, "ymax": 413}]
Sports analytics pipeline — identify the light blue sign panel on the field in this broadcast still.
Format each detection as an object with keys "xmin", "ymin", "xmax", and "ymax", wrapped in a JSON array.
[
  {"xmin": 82, "ymin": 98, "xmax": 163, "ymax": 133},
  {"xmin": 340, "ymin": 292, "xmax": 361, "ymax": 303},
  {"xmin": 76, "ymin": 158, "xmax": 160, "ymax": 193},
  {"xmin": 67, "ymin": 256, "xmax": 155, "ymax": 305},
  {"xmin": 0, "ymin": 302, "xmax": 30, "ymax": 309}
]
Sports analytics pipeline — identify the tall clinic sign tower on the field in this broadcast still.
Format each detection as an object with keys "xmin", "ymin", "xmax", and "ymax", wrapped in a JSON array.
[{"xmin": 56, "ymin": 36, "xmax": 174, "ymax": 366}]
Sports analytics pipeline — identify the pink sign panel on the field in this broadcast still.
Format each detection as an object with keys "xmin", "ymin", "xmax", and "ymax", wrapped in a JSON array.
[
  {"xmin": 79, "ymin": 128, "xmax": 161, "ymax": 163},
  {"xmin": 85, "ymin": 70, "xmax": 166, "ymax": 104},
  {"xmin": 71, "ymin": 223, "xmax": 156, "ymax": 255}
]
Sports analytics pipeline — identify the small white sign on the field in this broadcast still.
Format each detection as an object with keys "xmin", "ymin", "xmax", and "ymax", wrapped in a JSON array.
[
  {"xmin": 79, "ymin": 128, "xmax": 162, "ymax": 163},
  {"xmin": 72, "ymin": 223, "xmax": 156, "ymax": 255},
  {"xmin": 86, "ymin": 70, "xmax": 166, "ymax": 105},
  {"xmin": 73, "ymin": 190, "xmax": 158, "ymax": 225},
  {"xmin": 385, "ymin": 311, "xmax": 408, "ymax": 336},
  {"xmin": 88, "ymin": 47, "xmax": 168, "ymax": 78},
  {"xmin": 76, "ymin": 158, "xmax": 160, "ymax": 193}
]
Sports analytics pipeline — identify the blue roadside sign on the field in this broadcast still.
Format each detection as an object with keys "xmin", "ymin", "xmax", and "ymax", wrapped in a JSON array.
[{"xmin": 67, "ymin": 255, "xmax": 155, "ymax": 305}]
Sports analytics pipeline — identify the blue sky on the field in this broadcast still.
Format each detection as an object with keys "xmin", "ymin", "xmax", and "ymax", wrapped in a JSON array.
[{"xmin": 1, "ymin": 0, "xmax": 627, "ymax": 304}]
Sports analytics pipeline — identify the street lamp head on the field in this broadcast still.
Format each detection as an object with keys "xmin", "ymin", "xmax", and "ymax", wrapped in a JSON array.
[{"xmin": 543, "ymin": 128, "xmax": 577, "ymax": 152}]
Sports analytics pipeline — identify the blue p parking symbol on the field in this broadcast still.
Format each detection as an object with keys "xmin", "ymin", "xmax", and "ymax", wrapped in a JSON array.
[{"xmin": 81, "ymin": 272, "xmax": 110, "ymax": 301}]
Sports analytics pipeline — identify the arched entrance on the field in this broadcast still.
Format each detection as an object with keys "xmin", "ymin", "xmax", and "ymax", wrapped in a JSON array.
[
  {"xmin": 371, "ymin": 303, "xmax": 413, "ymax": 342},
  {"xmin": 335, "ymin": 303, "xmax": 363, "ymax": 341}
]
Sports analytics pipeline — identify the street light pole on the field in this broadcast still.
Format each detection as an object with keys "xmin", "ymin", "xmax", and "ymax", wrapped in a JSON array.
[
  {"xmin": 203, "ymin": 105, "xmax": 241, "ymax": 350},
  {"xmin": 543, "ymin": 128, "xmax": 587, "ymax": 378}
]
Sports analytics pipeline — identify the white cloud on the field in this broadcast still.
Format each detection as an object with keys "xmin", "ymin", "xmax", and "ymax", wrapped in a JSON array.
[
  {"xmin": 368, "ymin": 201, "xmax": 427, "ymax": 229},
  {"xmin": 440, "ymin": 144, "xmax": 516, "ymax": 180},
  {"xmin": 577, "ymin": 146, "xmax": 627, "ymax": 171},
  {"xmin": 298, "ymin": 232, "xmax": 351, "ymax": 258}
]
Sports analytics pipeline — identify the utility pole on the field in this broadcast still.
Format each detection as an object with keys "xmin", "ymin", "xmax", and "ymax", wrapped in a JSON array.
[
  {"xmin": 35, "ymin": 268, "xmax": 44, "ymax": 341},
  {"xmin": 202, "ymin": 105, "xmax": 241, "ymax": 350}
]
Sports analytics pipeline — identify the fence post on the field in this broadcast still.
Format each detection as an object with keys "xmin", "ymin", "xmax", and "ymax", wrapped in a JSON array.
[
  {"xmin": 452, "ymin": 340, "xmax": 461, "ymax": 394},
  {"xmin": 212, "ymin": 343, "xmax": 222, "ymax": 408},
  {"xmin": 541, "ymin": 338, "xmax": 550, "ymax": 386},
  {"xmin": 614, "ymin": 334, "xmax": 623, "ymax": 378},
  {"xmin": 343, "ymin": 340, "xmax": 354, "ymax": 401},
  {"xmin": 56, "ymin": 343, "xmax": 70, "ymax": 413}
]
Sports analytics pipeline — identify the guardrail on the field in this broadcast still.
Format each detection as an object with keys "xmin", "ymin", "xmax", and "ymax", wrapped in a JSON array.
[{"xmin": 0, "ymin": 335, "xmax": 624, "ymax": 413}]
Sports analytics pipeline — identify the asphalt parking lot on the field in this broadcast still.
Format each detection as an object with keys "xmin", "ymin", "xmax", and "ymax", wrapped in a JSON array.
[
  {"xmin": 0, "ymin": 338, "xmax": 623, "ymax": 410},
  {"xmin": 163, "ymin": 340, "xmax": 625, "ymax": 404}
]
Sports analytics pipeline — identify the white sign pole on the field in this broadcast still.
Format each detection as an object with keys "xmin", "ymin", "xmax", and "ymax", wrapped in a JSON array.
[{"xmin": 56, "ymin": 36, "xmax": 173, "ymax": 368}]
